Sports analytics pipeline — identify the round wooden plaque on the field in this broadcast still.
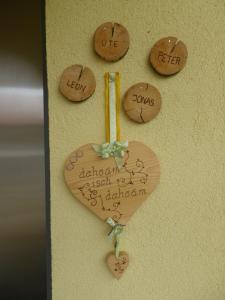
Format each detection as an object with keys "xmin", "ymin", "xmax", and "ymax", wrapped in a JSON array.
[
  {"xmin": 123, "ymin": 82, "xmax": 161, "ymax": 123},
  {"xmin": 149, "ymin": 37, "xmax": 188, "ymax": 75},
  {"xmin": 94, "ymin": 22, "xmax": 130, "ymax": 62},
  {"xmin": 59, "ymin": 64, "xmax": 96, "ymax": 102}
]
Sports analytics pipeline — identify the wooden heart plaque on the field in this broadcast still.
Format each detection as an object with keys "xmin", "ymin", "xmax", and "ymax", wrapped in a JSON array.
[
  {"xmin": 64, "ymin": 141, "xmax": 160, "ymax": 225},
  {"xmin": 106, "ymin": 251, "xmax": 129, "ymax": 279}
]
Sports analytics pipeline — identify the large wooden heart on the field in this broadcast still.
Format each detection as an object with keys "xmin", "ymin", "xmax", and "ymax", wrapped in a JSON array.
[{"xmin": 64, "ymin": 141, "xmax": 160, "ymax": 225}]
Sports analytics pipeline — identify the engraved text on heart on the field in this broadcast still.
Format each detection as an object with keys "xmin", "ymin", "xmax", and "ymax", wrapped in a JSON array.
[{"xmin": 65, "ymin": 150, "xmax": 149, "ymax": 222}]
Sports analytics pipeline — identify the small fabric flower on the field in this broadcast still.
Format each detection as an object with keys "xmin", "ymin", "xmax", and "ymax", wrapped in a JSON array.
[{"xmin": 92, "ymin": 141, "xmax": 128, "ymax": 169}]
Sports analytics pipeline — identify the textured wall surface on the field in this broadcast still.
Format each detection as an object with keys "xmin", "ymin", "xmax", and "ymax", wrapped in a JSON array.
[{"xmin": 46, "ymin": 1, "xmax": 225, "ymax": 299}]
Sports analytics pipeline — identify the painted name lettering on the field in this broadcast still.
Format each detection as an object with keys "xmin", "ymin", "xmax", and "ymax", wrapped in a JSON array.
[
  {"xmin": 101, "ymin": 40, "xmax": 118, "ymax": 48},
  {"xmin": 67, "ymin": 80, "xmax": 86, "ymax": 92},
  {"xmin": 132, "ymin": 94, "xmax": 154, "ymax": 106},
  {"xmin": 158, "ymin": 51, "xmax": 180, "ymax": 65}
]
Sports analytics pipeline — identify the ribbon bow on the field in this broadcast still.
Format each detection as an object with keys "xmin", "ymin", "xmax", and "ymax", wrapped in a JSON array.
[
  {"xmin": 106, "ymin": 217, "xmax": 125, "ymax": 258},
  {"xmin": 92, "ymin": 141, "xmax": 128, "ymax": 169}
]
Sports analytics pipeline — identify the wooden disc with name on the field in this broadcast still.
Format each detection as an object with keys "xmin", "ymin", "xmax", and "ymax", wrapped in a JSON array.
[
  {"xmin": 149, "ymin": 37, "xmax": 188, "ymax": 75},
  {"xmin": 59, "ymin": 64, "xmax": 96, "ymax": 102},
  {"xmin": 94, "ymin": 22, "xmax": 130, "ymax": 62},
  {"xmin": 123, "ymin": 83, "xmax": 161, "ymax": 123}
]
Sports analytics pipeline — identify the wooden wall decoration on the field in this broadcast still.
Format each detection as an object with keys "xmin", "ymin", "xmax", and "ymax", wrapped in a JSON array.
[
  {"xmin": 94, "ymin": 22, "xmax": 130, "ymax": 62},
  {"xmin": 63, "ymin": 72, "xmax": 160, "ymax": 278},
  {"xmin": 106, "ymin": 251, "xmax": 129, "ymax": 279},
  {"xmin": 123, "ymin": 82, "xmax": 161, "ymax": 123},
  {"xmin": 59, "ymin": 64, "xmax": 96, "ymax": 102},
  {"xmin": 64, "ymin": 141, "xmax": 160, "ymax": 225},
  {"xmin": 149, "ymin": 37, "xmax": 188, "ymax": 75}
]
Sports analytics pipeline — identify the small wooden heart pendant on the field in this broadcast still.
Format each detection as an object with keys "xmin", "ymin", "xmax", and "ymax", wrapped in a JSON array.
[
  {"xmin": 64, "ymin": 141, "xmax": 160, "ymax": 225},
  {"xmin": 106, "ymin": 251, "xmax": 129, "ymax": 279}
]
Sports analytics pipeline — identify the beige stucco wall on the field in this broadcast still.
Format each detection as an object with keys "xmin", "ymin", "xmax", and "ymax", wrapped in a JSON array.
[{"xmin": 46, "ymin": 0, "xmax": 225, "ymax": 299}]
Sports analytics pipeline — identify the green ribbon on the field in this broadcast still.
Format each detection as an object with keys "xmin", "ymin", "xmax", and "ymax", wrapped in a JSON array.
[
  {"xmin": 106, "ymin": 217, "xmax": 125, "ymax": 258},
  {"xmin": 92, "ymin": 141, "xmax": 128, "ymax": 169}
]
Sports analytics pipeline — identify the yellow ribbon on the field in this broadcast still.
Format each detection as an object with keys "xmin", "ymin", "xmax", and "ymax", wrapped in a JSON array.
[{"xmin": 104, "ymin": 74, "xmax": 126, "ymax": 257}]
